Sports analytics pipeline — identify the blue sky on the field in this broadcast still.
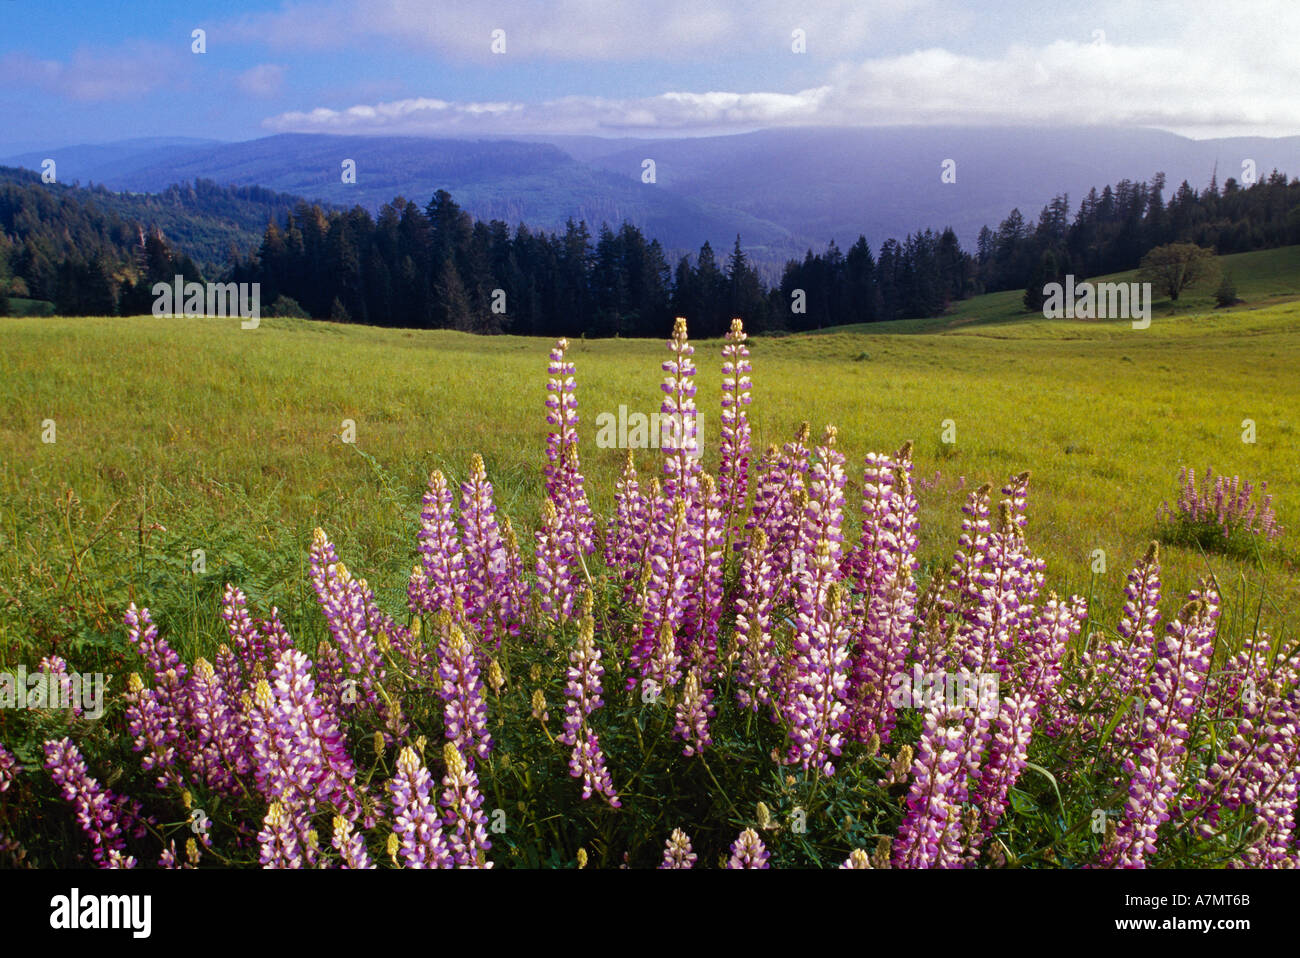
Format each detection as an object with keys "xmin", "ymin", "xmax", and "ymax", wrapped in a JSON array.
[{"xmin": 3, "ymin": 0, "xmax": 1299, "ymax": 151}]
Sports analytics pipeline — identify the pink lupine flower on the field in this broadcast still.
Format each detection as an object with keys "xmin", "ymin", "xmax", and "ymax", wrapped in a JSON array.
[
  {"xmin": 560, "ymin": 614, "xmax": 621, "ymax": 807},
  {"xmin": 43, "ymin": 737, "xmax": 136, "ymax": 868},
  {"xmin": 727, "ymin": 827, "xmax": 771, "ymax": 869},
  {"xmin": 437, "ymin": 623, "xmax": 493, "ymax": 766},
  {"xmin": 387, "ymin": 745, "xmax": 453, "ymax": 869},
  {"xmin": 1101, "ymin": 590, "xmax": 1217, "ymax": 868},
  {"xmin": 660, "ymin": 828, "xmax": 697, "ymax": 869}
]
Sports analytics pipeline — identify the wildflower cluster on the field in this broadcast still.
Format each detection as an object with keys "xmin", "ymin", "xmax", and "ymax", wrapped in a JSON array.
[{"xmin": 8, "ymin": 318, "xmax": 1294, "ymax": 870}]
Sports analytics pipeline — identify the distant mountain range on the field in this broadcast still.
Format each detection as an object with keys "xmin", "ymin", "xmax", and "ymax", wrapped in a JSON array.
[{"xmin": 6, "ymin": 127, "xmax": 1299, "ymax": 273}]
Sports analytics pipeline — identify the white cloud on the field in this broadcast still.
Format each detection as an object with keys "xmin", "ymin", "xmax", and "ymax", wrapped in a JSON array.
[
  {"xmin": 235, "ymin": 64, "xmax": 287, "ymax": 98},
  {"xmin": 226, "ymin": 0, "xmax": 935, "ymax": 60},
  {"xmin": 263, "ymin": 14, "xmax": 1300, "ymax": 139},
  {"xmin": 0, "ymin": 45, "xmax": 182, "ymax": 103}
]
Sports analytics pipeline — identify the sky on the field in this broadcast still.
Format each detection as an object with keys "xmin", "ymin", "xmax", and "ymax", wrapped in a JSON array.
[{"xmin": 2, "ymin": 0, "xmax": 1299, "ymax": 151}]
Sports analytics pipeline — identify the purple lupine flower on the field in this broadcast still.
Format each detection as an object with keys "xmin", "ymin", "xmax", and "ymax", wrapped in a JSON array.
[
  {"xmin": 331, "ymin": 814, "xmax": 374, "ymax": 869},
  {"xmin": 747, "ymin": 424, "xmax": 812, "ymax": 591},
  {"xmin": 43, "ymin": 737, "xmax": 136, "ymax": 868},
  {"xmin": 36, "ymin": 655, "xmax": 81, "ymax": 715},
  {"xmin": 673, "ymin": 666, "xmax": 715, "ymax": 757},
  {"xmin": 785, "ymin": 548, "xmax": 851, "ymax": 776},
  {"xmin": 270, "ymin": 648, "xmax": 362, "ymax": 819},
  {"xmin": 534, "ymin": 498, "xmax": 578, "ymax": 626},
  {"xmin": 846, "ymin": 446, "xmax": 919, "ymax": 746},
  {"xmin": 544, "ymin": 338, "xmax": 596, "ymax": 554},
  {"xmin": 719, "ymin": 318, "xmax": 753, "ymax": 552},
  {"xmin": 258, "ymin": 800, "xmax": 305, "ymax": 869},
  {"xmin": 893, "ymin": 698, "xmax": 970, "ymax": 868},
  {"xmin": 221, "ymin": 584, "xmax": 269, "ymax": 671},
  {"xmin": 1101, "ymin": 591, "xmax": 1217, "ymax": 868},
  {"xmin": 310, "ymin": 529, "xmax": 387, "ymax": 707},
  {"xmin": 1195, "ymin": 636, "xmax": 1300, "ymax": 867},
  {"xmin": 660, "ymin": 317, "xmax": 701, "ymax": 502},
  {"xmin": 0, "ymin": 743, "xmax": 16, "ymax": 793},
  {"xmin": 1017, "ymin": 593, "xmax": 1086, "ymax": 728},
  {"xmin": 970, "ymin": 690, "xmax": 1036, "ymax": 855},
  {"xmin": 632, "ymin": 498, "xmax": 691, "ymax": 691},
  {"xmin": 560, "ymin": 613, "xmax": 621, "ymax": 806},
  {"xmin": 660, "ymin": 828, "xmax": 697, "ymax": 869},
  {"xmin": 727, "ymin": 827, "xmax": 770, "ymax": 869},
  {"xmin": 734, "ymin": 528, "xmax": 779, "ymax": 714},
  {"xmin": 123, "ymin": 604, "xmax": 187, "ymax": 787},
  {"xmin": 439, "ymin": 741, "xmax": 492, "ymax": 867},
  {"xmin": 799, "ymin": 427, "xmax": 848, "ymax": 564},
  {"xmin": 459, "ymin": 453, "xmax": 516, "ymax": 644},
  {"xmin": 260, "ymin": 608, "xmax": 298, "ymax": 662},
  {"xmin": 387, "ymin": 745, "xmax": 453, "ymax": 868},
  {"xmin": 943, "ymin": 484, "xmax": 993, "ymax": 623},
  {"xmin": 680, "ymin": 472, "xmax": 726, "ymax": 676},
  {"xmin": 608, "ymin": 450, "xmax": 650, "ymax": 592},
  {"xmin": 409, "ymin": 472, "xmax": 467, "ymax": 617},
  {"xmin": 184, "ymin": 656, "xmax": 251, "ymax": 796},
  {"xmin": 500, "ymin": 516, "xmax": 530, "ymax": 627},
  {"xmin": 437, "ymin": 623, "xmax": 493, "ymax": 766},
  {"xmin": 957, "ymin": 498, "xmax": 1044, "ymax": 682}
]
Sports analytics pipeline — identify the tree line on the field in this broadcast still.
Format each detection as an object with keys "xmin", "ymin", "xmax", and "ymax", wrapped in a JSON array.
[{"xmin": 3, "ymin": 164, "xmax": 1298, "ymax": 330}]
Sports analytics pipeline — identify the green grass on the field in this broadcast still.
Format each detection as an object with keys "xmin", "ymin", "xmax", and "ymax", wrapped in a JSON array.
[{"xmin": 1, "ymin": 248, "xmax": 1297, "ymax": 675}]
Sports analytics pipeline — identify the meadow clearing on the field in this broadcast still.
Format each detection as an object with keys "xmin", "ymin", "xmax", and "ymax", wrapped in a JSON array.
[
  {"xmin": 1, "ymin": 245, "xmax": 1298, "ymax": 869},
  {"xmin": 2, "ymin": 246, "xmax": 1296, "ymax": 668}
]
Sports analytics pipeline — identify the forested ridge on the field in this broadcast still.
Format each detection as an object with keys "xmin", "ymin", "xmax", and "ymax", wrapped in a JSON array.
[{"xmin": 3, "ymin": 161, "xmax": 1298, "ymax": 332}]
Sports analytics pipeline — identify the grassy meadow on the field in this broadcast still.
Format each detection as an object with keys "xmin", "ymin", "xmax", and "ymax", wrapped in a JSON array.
[{"xmin": 2, "ymin": 246, "xmax": 1298, "ymax": 678}]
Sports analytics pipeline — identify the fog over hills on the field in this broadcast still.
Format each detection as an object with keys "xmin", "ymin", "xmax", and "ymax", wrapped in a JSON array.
[{"xmin": 6, "ymin": 127, "xmax": 1298, "ymax": 272}]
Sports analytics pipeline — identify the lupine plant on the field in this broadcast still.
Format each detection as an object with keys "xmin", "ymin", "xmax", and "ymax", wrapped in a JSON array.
[
  {"xmin": 1157, "ymin": 465, "xmax": 1283, "ymax": 554},
  {"xmin": 0, "ymin": 319, "xmax": 1294, "ymax": 870}
]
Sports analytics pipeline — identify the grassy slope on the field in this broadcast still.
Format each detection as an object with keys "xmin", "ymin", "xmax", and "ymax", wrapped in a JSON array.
[{"xmin": 1, "ymin": 248, "xmax": 1297, "ymax": 668}]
